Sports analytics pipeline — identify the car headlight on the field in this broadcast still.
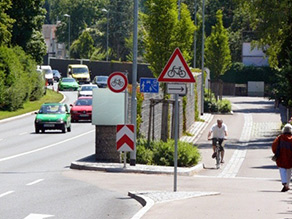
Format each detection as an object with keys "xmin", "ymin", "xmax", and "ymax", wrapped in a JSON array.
[
  {"xmin": 57, "ymin": 118, "xmax": 64, "ymax": 123},
  {"xmin": 35, "ymin": 119, "xmax": 42, "ymax": 123}
]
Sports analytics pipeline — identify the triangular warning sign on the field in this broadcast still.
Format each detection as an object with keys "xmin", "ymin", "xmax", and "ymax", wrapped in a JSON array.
[{"xmin": 158, "ymin": 48, "xmax": 196, "ymax": 83}]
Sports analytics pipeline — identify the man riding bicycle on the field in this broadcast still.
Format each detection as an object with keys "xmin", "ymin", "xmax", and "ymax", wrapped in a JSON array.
[{"xmin": 207, "ymin": 119, "xmax": 228, "ymax": 163}]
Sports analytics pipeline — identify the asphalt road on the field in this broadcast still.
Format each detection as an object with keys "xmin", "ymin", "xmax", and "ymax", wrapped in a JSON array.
[{"xmin": 0, "ymin": 86, "xmax": 141, "ymax": 219}]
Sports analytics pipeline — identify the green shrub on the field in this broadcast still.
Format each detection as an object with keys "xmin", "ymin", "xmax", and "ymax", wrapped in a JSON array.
[
  {"xmin": 0, "ymin": 46, "xmax": 43, "ymax": 111},
  {"xmin": 218, "ymin": 99, "xmax": 231, "ymax": 113},
  {"xmin": 136, "ymin": 138, "xmax": 201, "ymax": 167}
]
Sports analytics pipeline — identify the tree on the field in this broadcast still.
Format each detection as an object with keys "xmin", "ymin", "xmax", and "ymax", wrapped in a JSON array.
[
  {"xmin": 144, "ymin": 0, "xmax": 195, "ymax": 141},
  {"xmin": 205, "ymin": 10, "xmax": 231, "ymax": 100},
  {"xmin": 235, "ymin": 0, "xmax": 292, "ymax": 106},
  {"xmin": 106, "ymin": 0, "xmax": 133, "ymax": 61},
  {"xmin": 144, "ymin": 0, "xmax": 178, "ymax": 78},
  {"xmin": 70, "ymin": 30, "xmax": 95, "ymax": 59},
  {"xmin": 7, "ymin": 0, "xmax": 46, "ymax": 63},
  {"xmin": 0, "ymin": 0, "xmax": 14, "ymax": 46},
  {"xmin": 50, "ymin": 0, "xmax": 106, "ymax": 51}
]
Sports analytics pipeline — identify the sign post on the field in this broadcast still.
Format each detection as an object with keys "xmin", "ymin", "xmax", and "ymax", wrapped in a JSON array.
[
  {"xmin": 108, "ymin": 72, "xmax": 132, "ymax": 167},
  {"xmin": 158, "ymin": 48, "xmax": 196, "ymax": 192}
]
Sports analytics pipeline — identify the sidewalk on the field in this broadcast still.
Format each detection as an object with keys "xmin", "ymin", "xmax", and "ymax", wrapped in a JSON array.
[{"xmin": 70, "ymin": 113, "xmax": 214, "ymax": 219}]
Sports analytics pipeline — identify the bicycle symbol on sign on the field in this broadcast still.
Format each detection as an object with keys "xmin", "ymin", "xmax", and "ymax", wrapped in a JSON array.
[
  {"xmin": 167, "ymin": 65, "xmax": 186, "ymax": 78},
  {"xmin": 111, "ymin": 78, "xmax": 124, "ymax": 87}
]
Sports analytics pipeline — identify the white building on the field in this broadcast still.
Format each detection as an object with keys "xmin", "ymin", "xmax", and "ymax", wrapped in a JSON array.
[{"xmin": 242, "ymin": 42, "xmax": 269, "ymax": 66}]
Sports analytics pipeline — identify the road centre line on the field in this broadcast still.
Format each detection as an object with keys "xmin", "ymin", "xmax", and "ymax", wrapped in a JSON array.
[
  {"xmin": 0, "ymin": 130, "xmax": 94, "ymax": 163},
  {"xmin": 0, "ymin": 191, "xmax": 15, "ymax": 198},
  {"xmin": 26, "ymin": 179, "xmax": 44, "ymax": 186}
]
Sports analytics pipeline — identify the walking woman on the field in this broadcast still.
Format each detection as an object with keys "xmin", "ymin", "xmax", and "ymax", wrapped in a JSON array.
[{"xmin": 272, "ymin": 123, "xmax": 292, "ymax": 192}]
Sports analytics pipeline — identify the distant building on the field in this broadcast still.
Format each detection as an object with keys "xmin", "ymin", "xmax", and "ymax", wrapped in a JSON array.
[
  {"xmin": 242, "ymin": 42, "xmax": 269, "ymax": 66},
  {"xmin": 42, "ymin": 24, "xmax": 66, "ymax": 60}
]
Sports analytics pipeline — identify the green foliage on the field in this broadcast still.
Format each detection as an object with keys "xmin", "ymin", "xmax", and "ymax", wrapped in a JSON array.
[
  {"xmin": 235, "ymin": 0, "xmax": 292, "ymax": 68},
  {"xmin": 0, "ymin": 0, "xmax": 14, "ymax": 46},
  {"xmin": 90, "ymin": 47, "xmax": 108, "ymax": 61},
  {"xmin": 220, "ymin": 62, "xmax": 277, "ymax": 84},
  {"xmin": 204, "ymin": 88, "xmax": 231, "ymax": 113},
  {"xmin": 52, "ymin": 0, "xmax": 104, "ymax": 47},
  {"xmin": 0, "ymin": 46, "xmax": 43, "ymax": 111},
  {"xmin": 7, "ymin": 0, "xmax": 46, "ymax": 63},
  {"xmin": 144, "ymin": 0, "xmax": 178, "ymax": 78},
  {"xmin": 175, "ymin": 3, "xmax": 196, "ymax": 63},
  {"xmin": 70, "ymin": 30, "xmax": 95, "ymax": 59},
  {"xmin": 205, "ymin": 9, "xmax": 231, "ymax": 80},
  {"xmin": 136, "ymin": 138, "xmax": 201, "ymax": 167}
]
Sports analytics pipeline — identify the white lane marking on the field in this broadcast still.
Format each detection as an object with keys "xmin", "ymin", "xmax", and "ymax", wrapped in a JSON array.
[
  {"xmin": 0, "ymin": 130, "xmax": 94, "ymax": 162},
  {"xmin": 0, "ymin": 190, "xmax": 15, "ymax": 198},
  {"xmin": 218, "ymin": 114, "xmax": 252, "ymax": 178},
  {"xmin": 19, "ymin": 132, "xmax": 27, "ymax": 135},
  {"xmin": 26, "ymin": 179, "xmax": 44, "ymax": 186},
  {"xmin": 24, "ymin": 213, "xmax": 54, "ymax": 219}
]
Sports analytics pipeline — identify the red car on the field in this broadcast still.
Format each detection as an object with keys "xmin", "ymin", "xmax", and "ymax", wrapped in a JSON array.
[{"xmin": 70, "ymin": 97, "xmax": 92, "ymax": 122}]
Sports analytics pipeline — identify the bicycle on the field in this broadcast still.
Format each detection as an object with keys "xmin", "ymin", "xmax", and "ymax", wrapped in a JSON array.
[
  {"xmin": 209, "ymin": 138, "xmax": 225, "ymax": 169},
  {"xmin": 167, "ymin": 66, "xmax": 186, "ymax": 78},
  {"xmin": 111, "ymin": 78, "xmax": 124, "ymax": 87}
]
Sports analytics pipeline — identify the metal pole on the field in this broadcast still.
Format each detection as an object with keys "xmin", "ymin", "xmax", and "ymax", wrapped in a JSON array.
[
  {"xmin": 124, "ymin": 78, "xmax": 128, "ymax": 168},
  {"xmin": 68, "ymin": 17, "xmax": 70, "ymax": 59},
  {"xmin": 174, "ymin": 94, "xmax": 179, "ymax": 192},
  {"xmin": 201, "ymin": 0, "xmax": 205, "ymax": 115},
  {"xmin": 173, "ymin": 0, "xmax": 181, "ymax": 192},
  {"xmin": 193, "ymin": 0, "xmax": 197, "ymax": 68},
  {"xmin": 106, "ymin": 11, "xmax": 109, "ymax": 61},
  {"xmin": 130, "ymin": 0, "xmax": 138, "ymax": 166}
]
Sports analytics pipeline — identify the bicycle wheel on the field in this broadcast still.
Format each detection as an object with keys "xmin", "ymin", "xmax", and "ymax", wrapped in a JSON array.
[
  {"xmin": 179, "ymin": 70, "xmax": 186, "ymax": 78},
  {"xmin": 216, "ymin": 148, "xmax": 221, "ymax": 169},
  {"xmin": 167, "ymin": 70, "xmax": 175, "ymax": 77}
]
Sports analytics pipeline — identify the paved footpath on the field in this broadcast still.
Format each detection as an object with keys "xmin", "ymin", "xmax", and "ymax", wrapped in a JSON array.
[{"xmin": 69, "ymin": 96, "xmax": 292, "ymax": 219}]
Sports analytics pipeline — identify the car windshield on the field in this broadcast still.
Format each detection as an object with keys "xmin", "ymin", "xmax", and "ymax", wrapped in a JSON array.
[
  {"xmin": 72, "ymin": 67, "xmax": 88, "ymax": 74},
  {"xmin": 75, "ymin": 99, "xmax": 92, "ymax": 106},
  {"xmin": 80, "ymin": 86, "xmax": 97, "ymax": 91},
  {"xmin": 43, "ymin": 69, "xmax": 53, "ymax": 74},
  {"xmin": 39, "ymin": 104, "xmax": 66, "ymax": 114},
  {"xmin": 62, "ymin": 78, "xmax": 75, "ymax": 83},
  {"xmin": 97, "ymin": 76, "xmax": 108, "ymax": 82}
]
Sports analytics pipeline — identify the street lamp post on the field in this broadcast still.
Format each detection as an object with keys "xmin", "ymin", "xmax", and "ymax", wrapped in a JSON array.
[
  {"xmin": 102, "ymin": 9, "xmax": 109, "ymax": 61},
  {"xmin": 64, "ymin": 14, "xmax": 70, "ymax": 59}
]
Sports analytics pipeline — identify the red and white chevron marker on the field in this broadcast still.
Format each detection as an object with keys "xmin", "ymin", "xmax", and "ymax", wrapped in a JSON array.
[{"xmin": 116, "ymin": 124, "xmax": 135, "ymax": 151}]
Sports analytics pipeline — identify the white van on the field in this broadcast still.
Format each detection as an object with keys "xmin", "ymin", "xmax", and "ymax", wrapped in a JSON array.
[{"xmin": 40, "ymin": 65, "xmax": 54, "ymax": 85}]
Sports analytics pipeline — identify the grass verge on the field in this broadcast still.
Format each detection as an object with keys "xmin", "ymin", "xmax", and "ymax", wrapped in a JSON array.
[{"xmin": 0, "ymin": 90, "xmax": 64, "ymax": 120}]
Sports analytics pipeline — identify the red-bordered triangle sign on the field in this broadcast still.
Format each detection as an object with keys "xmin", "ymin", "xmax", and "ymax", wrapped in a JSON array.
[{"xmin": 158, "ymin": 48, "xmax": 196, "ymax": 83}]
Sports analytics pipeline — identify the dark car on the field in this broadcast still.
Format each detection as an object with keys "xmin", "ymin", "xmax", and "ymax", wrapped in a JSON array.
[
  {"xmin": 52, "ymin": 70, "xmax": 61, "ymax": 82},
  {"xmin": 92, "ymin": 75, "xmax": 109, "ymax": 88}
]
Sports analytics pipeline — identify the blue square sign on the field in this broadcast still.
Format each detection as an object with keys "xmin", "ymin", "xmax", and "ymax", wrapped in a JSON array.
[{"xmin": 140, "ymin": 78, "xmax": 159, "ymax": 93}]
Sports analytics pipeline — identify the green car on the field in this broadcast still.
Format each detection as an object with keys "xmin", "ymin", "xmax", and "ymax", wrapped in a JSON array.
[
  {"xmin": 34, "ymin": 103, "xmax": 71, "ymax": 133},
  {"xmin": 58, "ymin": 77, "xmax": 79, "ymax": 91}
]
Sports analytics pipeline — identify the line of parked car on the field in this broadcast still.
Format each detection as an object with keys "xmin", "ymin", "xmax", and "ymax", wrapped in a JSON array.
[{"xmin": 34, "ymin": 73, "xmax": 109, "ymax": 134}]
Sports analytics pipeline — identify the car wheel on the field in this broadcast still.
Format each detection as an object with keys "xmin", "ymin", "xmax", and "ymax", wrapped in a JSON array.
[
  {"xmin": 62, "ymin": 125, "xmax": 67, "ymax": 133},
  {"xmin": 67, "ymin": 126, "xmax": 71, "ymax": 132},
  {"xmin": 35, "ymin": 127, "xmax": 39, "ymax": 133}
]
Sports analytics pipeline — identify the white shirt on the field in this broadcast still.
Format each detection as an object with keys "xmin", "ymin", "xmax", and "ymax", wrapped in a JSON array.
[{"xmin": 210, "ymin": 123, "xmax": 227, "ymax": 138}]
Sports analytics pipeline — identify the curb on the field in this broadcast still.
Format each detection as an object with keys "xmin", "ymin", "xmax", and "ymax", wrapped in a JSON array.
[
  {"xmin": 70, "ymin": 162, "xmax": 204, "ymax": 176},
  {"xmin": 128, "ymin": 192, "xmax": 155, "ymax": 219}
]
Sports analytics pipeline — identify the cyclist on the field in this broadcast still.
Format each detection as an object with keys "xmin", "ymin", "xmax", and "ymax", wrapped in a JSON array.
[{"xmin": 207, "ymin": 119, "xmax": 228, "ymax": 163}]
